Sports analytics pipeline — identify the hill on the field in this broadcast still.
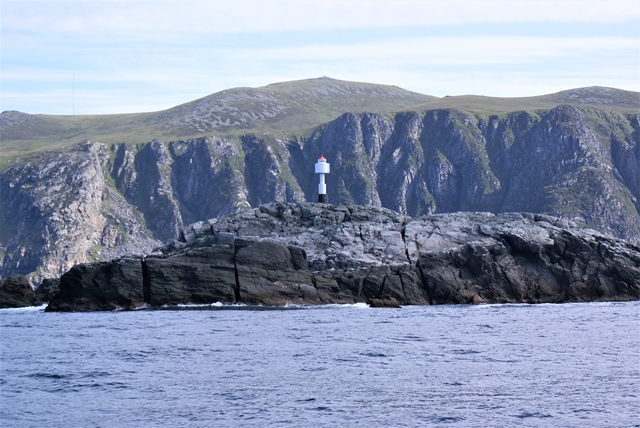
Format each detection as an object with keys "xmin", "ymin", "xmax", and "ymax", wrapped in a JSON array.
[
  {"xmin": 2, "ymin": 78, "xmax": 637, "ymax": 169},
  {"xmin": 405, "ymin": 86, "xmax": 639, "ymax": 115},
  {"xmin": 0, "ymin": 77, "xmax": 435, "ymax": 165}
]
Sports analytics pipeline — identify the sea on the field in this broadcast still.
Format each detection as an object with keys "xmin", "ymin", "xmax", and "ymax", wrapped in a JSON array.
[{"xmin": 1, "ymin": 301, "xmax": 639, "ymax": 427}]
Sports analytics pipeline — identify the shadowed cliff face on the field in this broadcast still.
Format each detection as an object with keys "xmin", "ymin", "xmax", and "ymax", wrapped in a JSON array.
[{"xmin": 1, "ymin": 106, "xmax": 639, "ymax": 283}]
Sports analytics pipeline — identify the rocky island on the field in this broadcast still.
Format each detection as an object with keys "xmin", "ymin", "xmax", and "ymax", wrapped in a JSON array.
[{"xmin": 42, "ymin": 202, "xmax": 639, "ymax": 311}]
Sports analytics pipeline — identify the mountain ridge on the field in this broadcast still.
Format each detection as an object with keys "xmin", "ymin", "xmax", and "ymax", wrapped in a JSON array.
[
  {"xmin": 404, "ymin": 86, "xmax": 640, "ymax": 114},
  {"xmin": 1, "ymin": 78, "xmax": 637, "ymax": 169}
]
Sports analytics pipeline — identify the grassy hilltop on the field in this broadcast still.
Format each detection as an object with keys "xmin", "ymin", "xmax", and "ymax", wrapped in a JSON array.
[
  {"xmin": 403, "ymin": 86, "xmax": 639, "ymax": 115},
  {"xmin": 1, "ymin": 77, "xmax": 638, "ymax": 170},
  {"xmin": 0, "ymin": 78, "xmax": 434, "ymax": 163}
]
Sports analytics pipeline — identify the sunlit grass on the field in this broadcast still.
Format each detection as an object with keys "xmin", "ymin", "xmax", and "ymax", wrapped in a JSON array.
[{"xmin": 1, "ymin": 79, "xmax": 637, "ymax": 172}]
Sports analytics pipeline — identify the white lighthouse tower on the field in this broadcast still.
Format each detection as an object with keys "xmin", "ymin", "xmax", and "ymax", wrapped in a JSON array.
[{"xmin": 315, "ymin": 154, "xmax": 330, "ymax": 203}]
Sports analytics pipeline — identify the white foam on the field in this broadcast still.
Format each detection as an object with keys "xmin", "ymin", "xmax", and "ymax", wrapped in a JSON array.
[
  {"xmin": 133, "ymin": 302, "xmax": 152, "ymax": 310},
  {"xmin": 0, "ymin": 304, "xmax": 47, "ymax": 312},
  {"xmin": 176, "ymin": 303, "xmax": 211, "ymax": 308},
  {"xmin": 471, "ymin": 303, "xmax": 506, "ymax": 309},
  {"xmin": 322, "ymin": 302, "xmax": 369, "ymax": 309},
  {"xmin": 284, "ymin": 302, "xmax": 306, "ymax": 308},
  {"xmin": 174, "ymin": 302, "xmax": 233, "ymax": 308}
]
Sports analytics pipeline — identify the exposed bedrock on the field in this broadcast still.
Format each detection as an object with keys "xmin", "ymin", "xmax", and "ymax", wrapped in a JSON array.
[
  {"xmin": 46, "ymin": 258, "xmax": 144, "ymax": 312},
  {"xmin": 0, "ymin": 275, "xmax": 60, "ymax": 308},
  {"xmin": 45, "ymin": 203, "xmax": 640, "ymax": 311},
  {"xmin": 0, "ymin": 275, "xmax": 38, "ymax": 308}
]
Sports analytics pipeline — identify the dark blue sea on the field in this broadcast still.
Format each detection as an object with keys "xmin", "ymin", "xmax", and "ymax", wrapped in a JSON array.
[{"xmin": 1, "ymin": 302, "xmax": 639, "ymax": 427}]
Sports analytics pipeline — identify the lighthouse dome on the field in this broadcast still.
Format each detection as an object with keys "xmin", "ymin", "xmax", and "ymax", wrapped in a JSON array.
[{"xmin": 315, "ymin": 155, "xmax": 330, "ymax": 174}]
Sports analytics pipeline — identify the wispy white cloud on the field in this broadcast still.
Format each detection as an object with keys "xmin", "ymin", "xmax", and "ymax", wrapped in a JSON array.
[
  {"xmin": 228, "ymin": 36, "xmax": 639, "ymax": 65},
  {"xmin": 3, "ymin": 0, "xmax": 639, "ymax": 36},
  {"xmin": 1, "ymin": 0, "xmax": 638, "ymax": 114},
  {"xmin": 5, "ymin": 35, "xmax": 636, "ymax": 80}
]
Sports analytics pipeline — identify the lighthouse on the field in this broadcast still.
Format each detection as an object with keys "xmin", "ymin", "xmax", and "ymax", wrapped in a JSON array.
[{"xmin": 315, "ymin": 155, "xmax": 330, "ymax": 203}]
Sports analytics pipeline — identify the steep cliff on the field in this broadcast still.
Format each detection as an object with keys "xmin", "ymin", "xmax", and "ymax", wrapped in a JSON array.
[
  {"xmin": 298, "ymin": 106, "xmax": 640, "ymax": 243},
  {"xmin": 0, "ymin": 143, "xmax": 160, "ymax": 284},
  {"xmin": 1, "ymin": 105, "xmax": 638, "ymax": 284}
]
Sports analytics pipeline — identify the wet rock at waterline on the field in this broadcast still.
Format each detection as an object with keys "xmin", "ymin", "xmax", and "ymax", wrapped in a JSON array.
[
  {"xmin": 46, "ymin": 258, "xmax": 144, "ymax": 312},
  {"xmin": 0, "ymin": 275, "xmax": 38, "ymax": 308}
]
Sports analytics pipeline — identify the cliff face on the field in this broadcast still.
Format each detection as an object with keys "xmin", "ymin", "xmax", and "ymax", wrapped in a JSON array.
[
  {"xmin": 0, "ymin": 143, "xmax": 160, "ymax": 284},
  {"xmin": 45, "ymin": 203, "xmax": 640, "ymax": 311},
  {"xmin": 1, "ymin": 106, "xmax": 639, "ymax": 284},
  {"xmin": 300, "ymin": 107, "xmax": 640, "ymax": 239}
]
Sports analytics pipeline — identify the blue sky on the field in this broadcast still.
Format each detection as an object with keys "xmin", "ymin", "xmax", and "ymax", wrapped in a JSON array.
[{"xmin": 1, "ymin": 0, "xmax": 639, "ymax": 115}]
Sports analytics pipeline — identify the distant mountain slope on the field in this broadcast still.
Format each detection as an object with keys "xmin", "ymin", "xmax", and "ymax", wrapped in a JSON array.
[
  {"xmin": 403, "ymin": 86, "xmax": 639, "ymax": 114},
  {"xmin": 0, "ymin": 77, "xmax": 435, "ymax": 162},
  {"xmin": 145, "ymin": 77, "xmax": 437, "ymax": 135}
]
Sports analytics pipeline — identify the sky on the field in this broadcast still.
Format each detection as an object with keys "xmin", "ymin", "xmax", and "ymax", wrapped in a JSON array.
[{"xmin": 1, "ymin": 0, "xmax": 639, "ymax": 115}]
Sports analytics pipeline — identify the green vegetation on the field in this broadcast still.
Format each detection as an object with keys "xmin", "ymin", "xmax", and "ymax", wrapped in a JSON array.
[
  {"xmin": 583, "ymin": 110, "xmax": 636, "ymax": 150},
  {"xmin": 0, "ymin": 77, "xmax": 434, "ymax": 166},
  {"xmin": 3, "ymin": 78, "xmax": 637, "ymax": 172},
  {"xmin": 404, "ymin": 86, "xmax": 639, "ymax": 116},
  {"xmin": 86, "ymin": 244, "xmax": 105, "ymax": 263}
]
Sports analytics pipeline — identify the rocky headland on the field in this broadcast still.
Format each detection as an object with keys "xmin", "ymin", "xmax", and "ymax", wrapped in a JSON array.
[{"xmin": 43, "ymin": 202, "xmax": 640, "ymax": 311}]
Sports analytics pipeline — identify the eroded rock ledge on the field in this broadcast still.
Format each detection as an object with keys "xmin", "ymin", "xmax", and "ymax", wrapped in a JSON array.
[{"xmin": 46, "ymin": 202, "xmax": 640, "ymax": 311}]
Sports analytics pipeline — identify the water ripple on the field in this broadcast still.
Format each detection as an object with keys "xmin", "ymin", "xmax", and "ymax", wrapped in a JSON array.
[{"xmin": 1, "ymin": 301, "xmax": 638, "ymax": 427}]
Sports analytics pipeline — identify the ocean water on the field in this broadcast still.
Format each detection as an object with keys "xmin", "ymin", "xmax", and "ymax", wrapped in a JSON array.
[{"xmin": 1, "ymin": 302, "xmax": 639, "ymax": 427}]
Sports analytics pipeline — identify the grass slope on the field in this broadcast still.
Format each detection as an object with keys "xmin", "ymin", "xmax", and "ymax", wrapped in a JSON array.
[
  {"xmin": 0, "ymin": 77, "xmax": 434, "ymax": 163},
  {"xmin": 405, "ymin": 86, "xmax": 639, "ymax": 115},
  {"xmin": 1, "ymin": 78, "xmax": 638, "ymax": 171}
]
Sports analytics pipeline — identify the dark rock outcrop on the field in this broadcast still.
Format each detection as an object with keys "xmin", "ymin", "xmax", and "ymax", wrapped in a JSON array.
[
  {"xmin": 408, "ymin": 213, "xmax": 640, "ymax": 304},
  {"xmin": 234, "ymin": 239, "xmax": 320, "ymax": 306},
  {"xmin": 0, "ymin": 275, "xmax": 37, "ymax": 308},
  {"xmin": 45, "ymin": 203, "xmax": 640, "ymax": 311},
  {"xmin": 36, "ymin": 277, "xmax": 60, "ymax": 303},
  {"xmin": 46, "ymin": 258, "xmax": 144, "ymax": 312},
  {"xmin": 145, "ymin": 243, "xmax": 237, "ymax": 306}
]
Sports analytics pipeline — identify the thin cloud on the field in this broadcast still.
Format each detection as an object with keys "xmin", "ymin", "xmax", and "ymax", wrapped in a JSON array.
[
  {"xmin": 2, "ymin": 0, "xmax": 638, "ymax": 114},
  {"xmin": 2, "ymin": 0, "xmax": 639, "ymax": 36},
  {"xmin": 230, "ymin": 36, "xmax": 639, "ymax": 65}
]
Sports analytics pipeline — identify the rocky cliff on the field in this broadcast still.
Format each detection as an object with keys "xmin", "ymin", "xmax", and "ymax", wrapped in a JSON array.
[
  {"xmin": 0, "ymin": 143, "xmax": 160, "ymax": 284},
  {"xmin": 1, "ymin": 103, "xmax": 638, "ymax": 285},
  {"xmin": 45, "ymin": 202, "xmax": 640, "ymax": 311}
]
